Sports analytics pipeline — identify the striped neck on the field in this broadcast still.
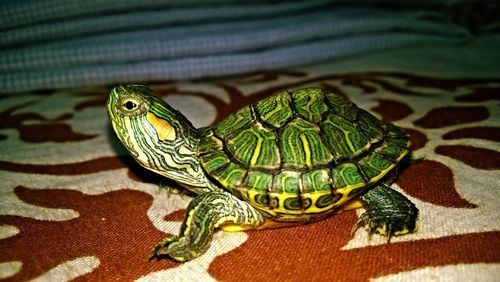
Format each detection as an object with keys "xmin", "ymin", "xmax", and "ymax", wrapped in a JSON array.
[{"xmin": 107, "ymin": 84, "xmax": 212, "ymax": 193}]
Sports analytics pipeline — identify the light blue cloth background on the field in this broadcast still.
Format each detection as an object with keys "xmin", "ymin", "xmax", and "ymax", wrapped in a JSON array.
[{"xmin": 0, "ymin": 0, "xmax": 481, "ymax": 93}]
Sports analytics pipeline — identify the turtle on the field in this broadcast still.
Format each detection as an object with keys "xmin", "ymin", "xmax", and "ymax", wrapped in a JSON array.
[{"xmin": 107, "ymin": 84, "xmax": 418, "ymax": 262}]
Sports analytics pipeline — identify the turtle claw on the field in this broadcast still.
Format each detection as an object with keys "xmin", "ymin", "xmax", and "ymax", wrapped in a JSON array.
[
  {"xmin": 385, "ymin": 223, "xmax": 393, "ymax": 243},
  {"xmin": 351, "ymin": 218, "xmax": 366, "ymax": 236},
  {"xmin": 148, "ymin": 251, "xmax": 158, "ymax": 262},
  {"xmin": 355, "ymin": 211, "xmax": 416, "ymax": 242},
  {"xmin": 150, "ymin": 235, "xmax": 205, "ymax": 262},
  {"xmin": 148, "ymin": 244, "xmax": 165, "ymax": 261},
  {"xmin": 149, "ymin": 236, "xmax": 181, "ymax": 261}
]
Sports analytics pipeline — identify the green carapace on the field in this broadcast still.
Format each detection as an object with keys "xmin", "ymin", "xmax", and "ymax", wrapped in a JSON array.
[{"xmin": 107, "ymin": 85, "xmax": 418, "ymax": 262}]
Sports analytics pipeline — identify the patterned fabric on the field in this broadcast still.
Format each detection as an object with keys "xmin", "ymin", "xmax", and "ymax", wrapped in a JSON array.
[
  {"xmin": 1, "ymin": 1, "xmax": 500, "ymax": 281},
  {"xmin": 0, "ymin": 1, "xmax": 476, "ymax": 93},
  {"xmin": 1, "ymin": 66, "xmax": 499, "ymax": 280}
]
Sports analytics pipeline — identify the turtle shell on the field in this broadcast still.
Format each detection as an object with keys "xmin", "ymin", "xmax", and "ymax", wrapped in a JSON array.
[{"xmin": 197, "ymin": 88, "xmax": 409, "ymax": 220}]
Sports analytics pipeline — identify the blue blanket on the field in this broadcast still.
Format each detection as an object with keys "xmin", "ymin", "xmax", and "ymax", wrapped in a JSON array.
[{"xmin": 0, "ymin": 1, "xmax": 478, "ymax": 93}]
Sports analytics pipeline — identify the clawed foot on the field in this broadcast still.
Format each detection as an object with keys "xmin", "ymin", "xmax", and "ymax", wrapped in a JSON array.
[
  {"xmin": 148, "ymin": 192, "xmax": 265, "ymax": 262},
  {"xmin": 149, "ymin": 234, "xmax": 211, "ymax": 262},
  {"xmin": 149, "ymin": 236, "xmax": 192, "ymax": 262},
  {"xmin": 352, "ymin": 211, "xmax": 417, "ymax": 242}
]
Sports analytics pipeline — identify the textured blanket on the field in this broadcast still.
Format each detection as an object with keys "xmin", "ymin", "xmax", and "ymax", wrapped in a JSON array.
[
  {"xmin": 1, "ymin": 1, "xmax": 500, "ymax": 281},
  {"xmin": 1, "ymin": 67, "xmax": 499, "ymax": 280}
]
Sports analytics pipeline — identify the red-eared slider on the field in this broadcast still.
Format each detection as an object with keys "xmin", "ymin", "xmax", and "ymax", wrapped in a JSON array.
[{"xmin": 107, "ymin": 85, "xmax": 418, "ymax": 262}]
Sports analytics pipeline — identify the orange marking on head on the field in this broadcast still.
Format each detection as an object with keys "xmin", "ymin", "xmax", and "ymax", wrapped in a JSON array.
[{"xmin": 146, "ymin": 112, "xmax": 176, "ymax": 141}]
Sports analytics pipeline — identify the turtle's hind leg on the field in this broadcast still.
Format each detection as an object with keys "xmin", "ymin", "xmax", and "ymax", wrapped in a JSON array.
[
  {"xmin": 354, "ymin": 183, "xmax": 418, "ymax": 240},
  {"xmin": 150, "ymin": 191, "xmax": 265, "ymax": 262}
]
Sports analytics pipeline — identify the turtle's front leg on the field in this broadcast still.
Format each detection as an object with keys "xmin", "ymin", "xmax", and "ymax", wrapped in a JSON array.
[{"xmin": 151, "ymin": 191, "xmax": 265, "ymax": 262}]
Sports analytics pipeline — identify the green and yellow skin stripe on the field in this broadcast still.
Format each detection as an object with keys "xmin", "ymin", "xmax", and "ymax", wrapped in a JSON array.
[
  {"xmin": 152, "ymin": 191, "xmax": 265, "ymax": 261},
  {"xmin": 108, "ymin": 85, "xmax": 417, "ymax": 262},
  {"xmin": 108, "ymin": 85, "xmax": 213, "ymax": 193}
]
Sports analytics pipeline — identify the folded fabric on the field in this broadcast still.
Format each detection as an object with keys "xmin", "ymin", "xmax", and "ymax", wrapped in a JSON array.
[{"xmin": 0, "ymin": 1, "xmax": 474, "ymax": 93}]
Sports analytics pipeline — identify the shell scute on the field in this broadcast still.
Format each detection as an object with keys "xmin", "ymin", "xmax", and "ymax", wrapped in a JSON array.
[
  {"xmin": 280, "ymin": 118, "xmax": 333, "ymax": 169},
  {"xmin": 226, "ymin": 122, "xmax": 280, "ymax": 170},
  {"xmin": 212, "ymin": 162, "xmax": 246, "ymax": 189},
  {"xmin": 255, "ymin": 90, "xmax": 292, "ymax": 128},
  {"xmin": 321, "ymin": 113, "xmax": 369, "ymax": 161},
  {"xmin": 245, "ymin": 171, "xmax": 273, "ymax": 192},
  {"xmin": 314, "ymin": 193, "xmax": 339, "ymax": 210},
  {"xmin": 331, "ymin": 162, "xmax": 366, "ymax": 189},
  {"xmin": 274, "ymin": 170, "xmax": 301, "ymax": 193},
  {"xmin": 199, "ymin": 151, "xmax": 229, "ymax": 175},
  {"xmin": 375, "ymin": 142, "xmax": 408, "ymax": 161},
  {"xmin": 385, "ymin": 123, "xmax": 411, "ymax": 147},
  {"xmin": 357, "ymin": 153, "xmax": 396, "ymax": 181},
  {"xmin": 213, "ymin": 105, "xmax": 252, "ymax": 138},
  {"xmin": 283, "ymin": 197, "xmax": 302, "ymax": 211},
  {"xmin": 302, "ymin": 169, "xmax": 332, "ymax": 193},
  {"xmin": 253, "ymin": 193, "xmax": 270, "ymax": 208},
  {"xmin": 245, "ymin": 171, "xmax": 273, "ymax": 209},
  {"xmin": 326, "ymin": 93, "xmax": 359, "ymax": 121},
  {"xmin": 270, "ymin": 170, "xmax": 304, "ymax": 213},
  {"xmin": 292, "ymin": 88, "xmax": 328, "ymax": 123},
  {"xmin": 357, "ymin": 109, "xmax": 385, "ymax": 143}
]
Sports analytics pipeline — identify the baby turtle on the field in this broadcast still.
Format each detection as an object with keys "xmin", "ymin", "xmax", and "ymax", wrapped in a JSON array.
[{"xmin": 107, "ymin": 84, "xmax": 418, "ymax": 261}]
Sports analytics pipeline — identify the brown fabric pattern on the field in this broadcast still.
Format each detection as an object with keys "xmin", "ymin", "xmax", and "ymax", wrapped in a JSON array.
[
  {"xmin": 1, "ymin": 187, "xmax": 176, "ymax": 281},
  {"xmin": 1, "ymin": 71, "xmax": 499, "ymax": 281}
]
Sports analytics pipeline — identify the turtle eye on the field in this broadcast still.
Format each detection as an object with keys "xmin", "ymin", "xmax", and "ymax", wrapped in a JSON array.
[
  {"xmin": 124, "ymin": 100, "xmax": 137, "ymax": 111},
  {"xmin": 121, "ymin": 98, "xmax": 140, "ymax": 112},
  {"xmin": 116, "ymin": 95, "xmax": 148, "ymax": 117}
]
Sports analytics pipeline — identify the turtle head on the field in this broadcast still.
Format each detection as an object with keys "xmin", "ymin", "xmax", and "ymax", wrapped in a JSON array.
[{"xmin": 107, "ymin": 84, "xmax": 208, "ymax": 189}]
